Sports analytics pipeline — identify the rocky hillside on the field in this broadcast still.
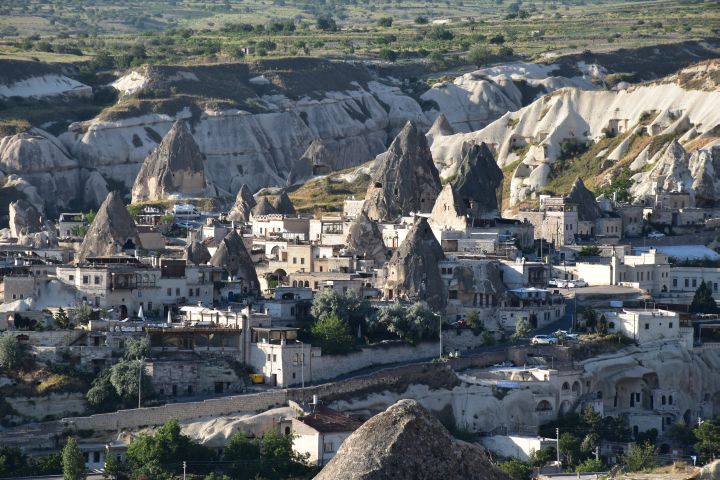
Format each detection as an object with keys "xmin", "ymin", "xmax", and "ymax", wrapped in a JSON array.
[
  {"xmin": 431, "ymin": 59, "xmax": 720, "ymax": 207},
  {"xmin": 315, "ymin": 399, "xmax": 508, "ymax": 480},
  {"xmin": 0, "ymin": 42, "xmax": 718, "ymax": 216}
]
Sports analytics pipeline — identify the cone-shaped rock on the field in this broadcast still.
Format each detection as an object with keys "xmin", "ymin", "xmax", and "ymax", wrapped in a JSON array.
[
  {"xmin": 567, "ymin": 177, "xmax": 601, "ymax": 222},
  {"xmin": 271, "ymin": 191, "xmax": 296, "ymax": 215},
  {"xmin": 429, "ymin": 184, "xmax": 469, "ymax": 229},
  {"xmin": 345, "ymin": 210, "xmax": 388, "ymax": 266},
  {"xmin": 131, "ymin": 120, "xmax": 206, "ymax": 203},
  {"xmin": 383, "ymin": 217, "xmax": 446, "ymax": 311},
  {"xmin": 184, "ymin": 240, "xmax": 211, "ymax": 265},
  {"xmin": 77, "ymin": 192, "xmax": 141, "ymax": 261},
  {"xmin": 227, "ymin": 184, "xmax": 257, "ymax": 222},
  {"xmin": 251, "ymin": 196, "xmax": 277, "ymax": 217},
  {"xmin": 364, "ymin": 121, "xmax": 441, "ymax": 221},
  {"xmin": 9, "ymin": 199, "xmax": 42, "ymax": 237},
  {"xmin": 426, "ymin": 113, "xmax": 455, "ymax": 145},
  {"xmin": 452, "ymin": 141, "xmax": 503, "ymax": 219},
  {"xmin": 210, "ymin": 229, "xmax": 259, "ymax": 293},
  {"xmin": 315, "ymin": 399, "xmax": 508, "ymax": 480}
]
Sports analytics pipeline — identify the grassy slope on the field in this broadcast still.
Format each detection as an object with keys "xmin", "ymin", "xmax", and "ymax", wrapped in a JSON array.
[{"xmin": 288, "ymin": 164, "xmax": 371, "ymax": 214}]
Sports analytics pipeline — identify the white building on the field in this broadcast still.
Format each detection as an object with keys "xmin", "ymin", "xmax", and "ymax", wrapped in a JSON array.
[
  {"xmin": 605, "ymin": 309, "xmax": 693, "ymax": 345},
  {"xmin": 290, "ymin": 406, "xmax": 361, "ymax": 466}
]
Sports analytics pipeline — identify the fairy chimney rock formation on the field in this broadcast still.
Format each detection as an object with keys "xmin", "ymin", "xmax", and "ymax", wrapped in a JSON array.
[
  {"xmin": 251, "ymin": 196, "xmax": 278, "ymax": 217},
  {"xmin": 426, "ymin": 113, "xmax": 455, "ymax": 145},
  {"xmin": 364, "ymin": 121, "xmax": 441, "ymax": 222},
  {"xmin": 209, "ymin": 229, "xmax": 259, "ymax": 293},
  {"xmin": 567, "ymin": 177, "xmax": 602, "ymax": 222},
  {"xmin": 77, "ymin": 191, "xmax": 142, "ymax": 261},
  {"xmin": 383, "ymin": 217, "xmax": 446, "ymax": 311},
  {"xmin": 452, "ymin": 141, "xmax": 503, "ymax": 219},
  {"xmin": 271, "ymin": 191, "xmax": 296, "ymax": 215},
  {"xmin": 314, "ymin": 399, "xmax": 509, "ymax": 480},
  {"xmin": 227, "ymin": 184, "xmax": 257, "ymax": 222},
  {"xmin": 131, "ymin": 120, "xmax": 206, "ymax": 203},
  {"xmin": 184, "ymin": 240, "xmax": 211, "ymax": 265},
  {"xmin": 345, "ymin": 210, "xmax": 388, "ymax": 266}
]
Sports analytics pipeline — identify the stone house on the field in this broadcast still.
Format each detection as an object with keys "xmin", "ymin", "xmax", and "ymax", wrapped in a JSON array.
[{"xmin": 289, "ymin": 406, "xmax": 362, "ymax": 466}]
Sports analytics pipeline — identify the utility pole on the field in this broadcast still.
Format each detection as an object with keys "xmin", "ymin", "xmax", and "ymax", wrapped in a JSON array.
[
  {"xmin": 138, "ymin": 358, "xmax": 143, "ymax": 409},
  {"xmin": 439, "ymin": 312, "xmax": 443, "ymax": 359},
  {"xmin": 183, "ymin": 461, "xmax": 186, "ymax": 480},
  {"xmin": 556, "ymin": 428, "xmax": 561, "ymax": 466},
  {"xmin": 594, "ymin": 446, "xmax": 600, "ymax": 462}
]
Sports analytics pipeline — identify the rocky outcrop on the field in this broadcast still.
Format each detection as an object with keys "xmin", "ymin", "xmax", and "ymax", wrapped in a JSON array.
[
  {"xmin": 314, "ymin": 399, "xmax": 507, "ymax": 480},
  {"xmin": 567, "ymin": 177, "xmax": 602, "ymax": 222},
  {"xmin": 184, "ymin": 241, "xmax": 211, "ymax": 265},
  {"xmin": 690, "ymin": 143, "xmax": 720, "ymax": 207},
  {"xmin": 251, "ymin": 196, "xmax": 277, "ymax": 217},
  {"xmin": 287, "ymin": 138, "xmax": 366, "ymax": 186},
  {"xmin": 131, "ymin": 120, "xmax": 206, "ymax": 203},
  {"xmin": 364, "ymin": 121, "xmax": 441, "ymax": 222},
  {"xmin": 8, "ymin": 199, "xmax": 41, "ymax": 237},
  {"xmin": 630, "ymin": 140, "xmax": 692, "ymax": 200},
  {"xmin": 345, "ymin": 211, "xmax": 388, "ymax": 266},
  {"xmin": 210, "ymin": 229, "xmax": 259, "ymax": 293},
  {"xmin": 227, "ymin": 184, "xmax": 257, "ymax": 222},
  {"xmin": 449, "ymin": 261, "xmax": 508, "ymax": 304},
  {"xmin": 426, "ymin": 113, "xmax": 455, "ymax": 146},
  {"xmin": 0, "ymin": 128, "xmax": 82, "ymax": 214},
  {"xmin": 271, "ymin": 191, "xmax": 296, "ymax": 215},
  {"xmin": 701, "ymin": 459, "xmax": 720, "ymax": 479},
  {"xmin": 77, "ymin": 191, "xmax": 142, "ymax": 261},
  {"xmin": 384, "ymin": 217, "xmax": 446, "ymax": 311},
  {"xmin": 430, "ymin": 63, "xmax": 720, "ymax": 206},
  {"xmin": 452, "ymin": 141, "xmax": 503, "ymax": 219}
]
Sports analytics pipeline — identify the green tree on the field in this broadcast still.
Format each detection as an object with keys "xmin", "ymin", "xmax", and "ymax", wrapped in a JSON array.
[
  {"xmin": 62, "ymin": 437, "xmax": 86, "ymax": 480},
  {"xmin": 578, "ymin": 245, "xmax": 601, "ymax": 257},
  {"xmin": 311, "ymin": 313, "xmax": 355, "ymax": 354},
  {"xmin": 54, "ymin": 307, "xmax": 72, "ymax": 329},
  {"xmin": 377, "ymin": 17, "xmax": 393, "ymax": 27},
  {"xmin": 558, "ymin": 432, "xmax": 581, "ymax": 467},
  {"xmin": 429, "ymin": 25, "xmax": 454, "ymax": 40},
  {"xmin": 101, "ymin": 454, "xmax": 125, "ymax": 480},
  {"xmin": 666, "ymin": 422, "xmax": 695, "ymax": 450},
  {"xmin": 0, "ymin": 446, "xmax": 29, "ymax": 477},
  {"xmin": 512, "ymin": 318, "xmax": 532, "ymax": 340},
  {"xmin": 224, "ymin": 431, "xmax": 261, "ymax": 479},
  {"xmin": 467, "ymin": 45, "xmax": 492, "ymax": 67},
  {"xmin": 310, "ymin": 289, "xmax": 373, "ymax": 331},
  {"xmin": 73, "ymin": 303, "xmax": 94, "ymax": 325},
  {"xmin": 379, "ymin": 47, "xmax": 398, "ymax": 62},
  {"xmin": 316, "ymin": 16, "xmax": 337, "ymax": 31},
  {"xmin": 86, "ymin": 368, "xmax": 121, "ymax": 411},
  {"xmin": 260, "ymin": 430, "xmax": 309, "ymax": 477},
  {"xmin": 575, "ymin": 458, "xmax": 605, "ymax": 473},
  {"xmin": 124, "ymin": 338, "xmax": 150, "ymax": 360},
  {"xmin": 0, "ymin": 334, "xmax": 23, "ymax": 370},
  {"xmin": 126, "ymin": 420, "xmax": 214, "ymax": 479},
  {"xmin": 622, "ymin": 442, "xmax": 658, "ymax": 472},
  {"xmin": 528, "ymin": 447, "xmax": 555, "ymax": 467},
  {"xmin": 694, "ymin": 418, "xmax": 720, "ymax": 462},
  {"xmin": 465, "ymin": 309, "xmax": 482, "ymax": 332},
  {"xmin": 109, "ymin": 359, "xmax": 152, "ymax": 403},
  {"xmin": 690, "ymin": 281, "xmax": 719, "ymax": 314},
  {"xmin": 498, "ymin": 458, "xmax": 531, "ymax": 480}
]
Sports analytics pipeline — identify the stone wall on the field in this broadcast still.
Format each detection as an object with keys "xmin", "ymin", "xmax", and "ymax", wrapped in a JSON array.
[
  {"xmin": 7, "ymin": 392, "xmax": 87, "ymax": 421},
  {"xmin": 62, "ymin": 345, "xmax": 560, "ymax": 433}
]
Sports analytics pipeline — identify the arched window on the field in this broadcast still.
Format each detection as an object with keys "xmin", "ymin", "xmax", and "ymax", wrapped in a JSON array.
[
  {"xmin": 535, "ymin": 400, "xmax": 552, "ymax": 412},
  {"xmin": 668, "ymin": 395, "xmax": 673, "ymax": 405},
  {"xmin": 562, "ymin": 382, "xmax": 570, "ymax": 391},
  {"xmin": 661, "ymin": 395, "xmax": 666, "ymax": 405}
]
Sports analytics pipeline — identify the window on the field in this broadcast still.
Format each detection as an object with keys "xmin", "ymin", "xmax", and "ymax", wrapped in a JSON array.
[
  {"xmin": 668, "ymin": 322, "xmax": 673, "ymax": 329},
  {"xmin": 292, "ymin": 257, "xmax": 297, "ymax": 264},
  {"xmin": 94, "ymin": 276, "xmax": 101, "ymax": 285},
  {"xmin": 692, "ymin": 279, "xmax": 697, "ymax": 288},
  {"xmin": 300, "ymin": 258, "xmax": 305, "ymax": 265},
  {"xmin": 167, "ymin": 288, "xmax": 172, "ymax": 296},
  {"xmin": 685, "ymin": 279, "xmax": 689, "ymax": 288},
  {"xmin": 196, "ymin": 288, "xmax": 200, "ymax": 297},
  {"xmin": 324, "ymin": 442, "xmax": 334, "ymax": 453},
  {"xmin": 273, "ymin": 354, "xmax": 277, "ymax": 362},
  {"xmin": 267, "ymin": 354, "xmax": 271, "ymax": 361},
  {"xmin": 83, "ymin": 275, "xmax": 89, "ymax": 284},
  {"xmin": 189, "ymin": 289, "xmax": 194, "ymax": 297},
  {"xmin": 645, "ymin": 323, "xmax": 649, "ymax": 330},
  {"xmin": 673, "ymin": 279, "xmax": 677, "ymax": 287},
  {"xmin": 176, "ymin": 288, "xmax": 180, "ymax": 296},
  {"xmin": 69, "ymin": 275, "xmax": 74, "ymax": 281}
]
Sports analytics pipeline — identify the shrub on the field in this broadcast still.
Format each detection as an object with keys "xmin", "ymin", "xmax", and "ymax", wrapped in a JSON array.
[{"xmin": 311, "ymin": 313, "xmax": 355, "ymax": 354}]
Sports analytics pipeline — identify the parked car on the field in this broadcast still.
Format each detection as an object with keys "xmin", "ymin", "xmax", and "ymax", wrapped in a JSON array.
[
  {"xmin": 567, "ymin": 280, "xmax": 588, "ymax": 288},
  {"xmin": 554, "ymin": 330, "xmax": 580, "ymax": 342},
  {"xmin": 531, "ymin": 335, "xmax": 559, "ymax": 345},
  {"xmin": 548, "ymin": 279, "xmax": 561, "ymax": 287},
  {"xmin": 647, "ymin": 231, "xmax": 665, "ymax": 238}
]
